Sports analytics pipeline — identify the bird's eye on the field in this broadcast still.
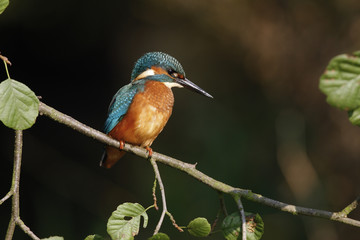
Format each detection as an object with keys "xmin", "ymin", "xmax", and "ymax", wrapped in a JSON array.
[{"xmin": 168, "ymin": 69, "xmax": 179, "ymax": 78}]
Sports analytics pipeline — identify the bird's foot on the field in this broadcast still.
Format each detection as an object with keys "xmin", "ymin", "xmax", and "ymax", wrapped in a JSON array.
[
  {"xmin": 145, "ymin": 146, "xmax": 153, "ymax": 158},
  {"xmin": 119, "ymin": 140, "xmax": 125, "ymax": 150}
]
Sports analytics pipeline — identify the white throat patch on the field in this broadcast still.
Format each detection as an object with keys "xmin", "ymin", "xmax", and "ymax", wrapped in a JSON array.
[
  {"xmin": 134, "ymin": 69, "xmax": 156, "ymax": 80},
  {"xmin": 163, "ymin": 82, "xmax": 183, "ymax": 89}
]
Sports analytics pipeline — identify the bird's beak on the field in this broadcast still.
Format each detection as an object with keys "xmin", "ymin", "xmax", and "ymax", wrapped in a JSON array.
[{"xmin": 176, "ymin": 78, "xmax": 213, "ymax": 98}]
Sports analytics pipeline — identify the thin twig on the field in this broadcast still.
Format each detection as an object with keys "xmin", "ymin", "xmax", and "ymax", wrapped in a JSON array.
[
  {"xmin": 166, "ymin": 211, "xmax": 182, "ymax": 231},
  {"xmin": 211, "ymin": 208, "xmax": 222, "ymax": 233},
  {"xmin": 152, "ymin": 178, "xmax": 159, "ymax": 211},
  {"xmin": 150, "ymin": 158, "xmax": 182, "ymax": 234},
  {"xmin": 17, "ymin": 219, "xmax": 40, "ymax": 240},
  {"xmin": 38, "ymin": 101, "xmax": 360, "ymax": 228},
  {"xmin": 5, "ymin": 215, "xmax": 16, "ymax": 240},
  {"xmin": 4, "ymin": 130, "xmax": 40, "ymax": 240},
  {"xmin": 150, "ymin": 158, "xmax": 167, "ymax": 234},
  {"xmin": 338, "ymin": 196, "xmax": 360, "ymax": 217},
  {"xmin": 211, "ymin": 192, "xmax": 228, "ymax": 232},
  {"xmin": 218, "ymin": 191, "xmax": 228, "ymax": 217},
  {"xmin": 0, "ymin": 191, "xmax": 13, "ymax": 205},
  {"xmin": 5, "ymin": 130, "xmax": 23, "ymax": 240},
  {"xmin": 234, "ymin": 196, "xmax": 246, "ymax": 240}
]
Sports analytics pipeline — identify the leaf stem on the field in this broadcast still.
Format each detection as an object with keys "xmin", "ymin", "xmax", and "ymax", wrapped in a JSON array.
[
  {"xmin": 145, "ymin": 205, "xmax": 156, "ymax": 212},
  {"xmin": 2, "ymin": 57, "xmax": 11, "ymax": 79}
]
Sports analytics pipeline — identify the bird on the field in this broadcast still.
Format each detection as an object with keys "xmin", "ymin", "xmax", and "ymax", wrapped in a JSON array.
[{"xmin": 100, "ymin": 52, "xmax": 213, "ymax": 168}]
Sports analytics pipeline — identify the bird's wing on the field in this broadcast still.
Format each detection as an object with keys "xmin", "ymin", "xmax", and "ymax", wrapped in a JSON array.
[{"xmin": 103, "ymin": 81, "xmax": 145, "ymax": 134}]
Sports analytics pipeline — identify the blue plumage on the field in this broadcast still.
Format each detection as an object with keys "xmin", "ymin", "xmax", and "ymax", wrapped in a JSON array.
[
  {"xmin": 130, "ymin": 52, "xmax": 185, "ymax": 81},
  {"xmin": 104, "ymin": 80, "xmax": 145, "ymax": 134}
]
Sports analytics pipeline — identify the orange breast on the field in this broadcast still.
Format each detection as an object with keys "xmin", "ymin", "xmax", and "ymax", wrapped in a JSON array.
[{"xmin": 109, "ymin": 81, "xmax": 174, "ymax": 147}]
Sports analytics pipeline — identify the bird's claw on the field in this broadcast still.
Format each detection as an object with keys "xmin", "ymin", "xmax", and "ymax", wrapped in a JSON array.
[
  {"xmin": 145, "ymin": 146, "xmax": 153, "ymax": 158},
  {"xmin": 119, "ymin": 140, "xmax": 125, "ymax": 150}
]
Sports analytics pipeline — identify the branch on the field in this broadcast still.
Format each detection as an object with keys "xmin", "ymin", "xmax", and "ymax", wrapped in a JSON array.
[
  {"xmin": 234, "ymin": 196, "xmax": 246, "ymax": 240},
  {"xmin": 152, "ymin": 178, "xmax": 159, "ymax": 210},
  {"xmin": 3, "ymin": 130, "xmax": 40, "ymax": 240},
  {"xmin": 337, "ymin": 196, "xmax": 360, "ymax": 217},
  {"xmin": 0, "ymin": 191, "xmax": 13, "ymax": 205},
  {"xmin": 150, "ymin": 158, "xmax": 182, "ymax": 234},
  {"xmin": 38, "ymin": 101, "xmax": 360, "ymax": 227},
  {"xmin": 219, "ymin": 192, "xmax": 228, "ymax": 217},
  {"xmin": 211, "ymin": 192, "xmax": 228, "ymax": 233}
]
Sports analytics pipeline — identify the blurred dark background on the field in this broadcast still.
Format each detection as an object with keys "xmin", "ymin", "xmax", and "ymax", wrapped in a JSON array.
[{"xmin": 1, "ymin": 0, "xmax": 360, "ymax": 239}]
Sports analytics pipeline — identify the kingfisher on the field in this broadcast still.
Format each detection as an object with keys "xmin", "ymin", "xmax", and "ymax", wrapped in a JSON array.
[{"xmin": 100, "ymin": 52, "xmax": 213, "ymax": 168}]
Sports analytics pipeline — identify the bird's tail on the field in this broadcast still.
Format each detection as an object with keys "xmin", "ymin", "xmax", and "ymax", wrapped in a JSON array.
[{"xmin": 100, "ymin": 146, "xmax": 126, "ymax": 168}]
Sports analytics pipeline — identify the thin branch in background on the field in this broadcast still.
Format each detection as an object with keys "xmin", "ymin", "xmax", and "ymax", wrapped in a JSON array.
[
  {"xmin": 5, "ymin": 130, "xmax": 23, "ymax": 240},
  {"xmin": 234, "ymin": 196, "xmax": 246, "ymax": 240},
  {"xmin": 219, "ymin": 192, "xmax": 228, "ymax": 217},
  {"xmin": 4, "ymin": 130, "xmax": 40, "ymax": 240},
  {"xmin": 211, "ymin": 192, "xmax": 228, "ymax": 232},
  {"xmin": 211, "ymin": 208, "xmax": 222, "ymax": 233},
  {"xmin": 37, "ymin": 101, "xmax": 360, "ymax": 227}
]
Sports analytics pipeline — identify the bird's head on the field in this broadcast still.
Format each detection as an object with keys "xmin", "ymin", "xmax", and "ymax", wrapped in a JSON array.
[{"xmin": 130, "ymin": 52, "xmax": 213, "ymax": 98}]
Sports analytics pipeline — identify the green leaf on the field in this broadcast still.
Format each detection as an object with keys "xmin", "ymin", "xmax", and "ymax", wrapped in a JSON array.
[
  {"xmin": 41, "ymin": 237, "xmax": 64, "ymax": 240},
  {"xmin": 84, "ymin": 235, "xmax": 104, "ymax": 240},
  {"xmin": 0, "ymin": 79, "xmax": 39, "ymax": 130},
  {"xmin": 348, "ymin": 108, "xmax": 360, "ymax": 125},
  {"xmin": 222, "ymin": 212, "xmax": 264, "ymax": 240},
  {"xmin": 148, "ymin": 232, "xmax": 170, "ymax": 240},
  {"xmin": 0, "ymin": 0, "xmax": 9, "ymax": 14},
  {"xmin": 107, "ymin": 202, "xmax": 148, "ymax": 240},
  {"xmin": 187, "ymin": 217, "xmax": 211, "ymax": 237},
  {"xmin": 319, "ymin": 51, "xmax": 360, "ymax": 110}
]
